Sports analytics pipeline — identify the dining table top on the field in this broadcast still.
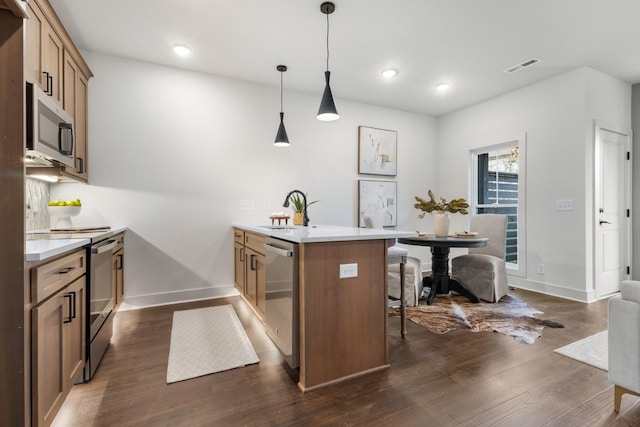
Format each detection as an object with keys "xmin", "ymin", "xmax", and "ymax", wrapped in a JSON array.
[{"xmin": 397, "ymin": 234, "xmax": 488, "ymax": 248}]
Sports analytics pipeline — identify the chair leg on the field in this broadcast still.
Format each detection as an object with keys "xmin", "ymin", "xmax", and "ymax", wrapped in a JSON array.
[
  {"xmin": 614, "ymin": 385, "xmax": 640, "ymax": 413},
  {"xmin": 400, "ymin": 259, "xmax": 406, "ymax": 338}
]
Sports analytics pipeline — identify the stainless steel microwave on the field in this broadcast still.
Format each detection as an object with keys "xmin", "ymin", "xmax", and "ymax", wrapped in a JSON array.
[{"xmin": 26, "ymin": 82, "xmax": 75, "ymax": 168}]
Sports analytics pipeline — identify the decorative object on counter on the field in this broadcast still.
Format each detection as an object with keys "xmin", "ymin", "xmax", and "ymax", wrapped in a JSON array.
[
  {"xmin": 283, "ymin": 190, "xmax": 318, "ymax": 226},
  {"xmin": 47, "ymin": 198, "xmax": 82, "ymax": 228},
  {"xmin": 274, "ymin": 65, "xmax": 290, "ymax": 147},
  {"xmin": 358, "ymin": 180, "xmax": 397, "ymax": 227},
  {"xmin": 414, "ymin": 189, "xmax": 469, "ymax": 237},
  {"xmin": 166, "ymin": 305, "xmax": 259, "ymax": 383},
  {"xmin": 269, "ymin": 212, "xmax": 290, "ymax": 225},
  {"xmin": 390, "ymin": 294, "xmax": 563, "ymax": 345},
  {"xmin": 317, "ymin": 2, "xmax": 339, "ymax": 121},
  {"xmin": 358, "ymin": 126, "xmax": 397, "ymax": 176}
]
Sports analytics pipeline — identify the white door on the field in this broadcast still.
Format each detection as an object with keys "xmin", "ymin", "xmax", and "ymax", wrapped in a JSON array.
[{"xmin": 594, "ymin": 122, "xmax": 632, "ymax": 298}]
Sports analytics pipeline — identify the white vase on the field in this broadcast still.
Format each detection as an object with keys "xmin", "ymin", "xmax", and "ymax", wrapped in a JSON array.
[{"xmin": 433, "ymin": 212, "xmax": 450, "ymax": 237}]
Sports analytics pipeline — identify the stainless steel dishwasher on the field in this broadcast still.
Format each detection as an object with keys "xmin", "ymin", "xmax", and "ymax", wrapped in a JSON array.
[{"xmin": 263, "ymin": 237, "xmax": 299, "ymax": 368}]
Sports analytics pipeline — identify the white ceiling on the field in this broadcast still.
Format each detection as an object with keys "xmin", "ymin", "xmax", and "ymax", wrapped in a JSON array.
[{"xmin": 49, "ymin": 0, "xmax": 640, "ymax": 117}]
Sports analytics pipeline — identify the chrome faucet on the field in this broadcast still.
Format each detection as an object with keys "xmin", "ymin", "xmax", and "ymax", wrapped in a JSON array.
[{"xmin": 282, "ymin": 189, "xmax": 309, "ymax": 226}]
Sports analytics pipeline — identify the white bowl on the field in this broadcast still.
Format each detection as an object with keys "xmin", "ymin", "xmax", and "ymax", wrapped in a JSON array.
[{"xmin": 47, "ymin": 206, "xmax": 82, "ymax": 217}]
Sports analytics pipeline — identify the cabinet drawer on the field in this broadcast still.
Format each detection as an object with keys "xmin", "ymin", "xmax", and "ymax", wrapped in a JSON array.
[
  {"xmin": 31, "ymin": 249, "xmax": 86, "ymax": 304},
  {"xmin": 244, "ymin": 232, "xmax": 266, "ymax": 254},
  {"xmin": 233, "ymin": 228, "xmax": 245, "ymax": 244}
]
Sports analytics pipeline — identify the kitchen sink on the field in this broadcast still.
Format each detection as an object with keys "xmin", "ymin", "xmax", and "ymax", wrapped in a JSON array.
[{"xmin": 258, "ymin": 225, "xmax": 299, "ymax": 230}]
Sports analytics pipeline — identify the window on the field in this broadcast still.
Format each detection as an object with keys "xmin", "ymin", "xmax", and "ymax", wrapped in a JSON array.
[{"xmin": 471, "ymin": 135, "xmax": 526, "ymax": 276}]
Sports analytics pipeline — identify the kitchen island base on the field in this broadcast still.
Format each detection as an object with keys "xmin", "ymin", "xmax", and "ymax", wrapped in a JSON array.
[{"xmin": 298, "ymin": 239, "xmax": 390, "ymax": 391}]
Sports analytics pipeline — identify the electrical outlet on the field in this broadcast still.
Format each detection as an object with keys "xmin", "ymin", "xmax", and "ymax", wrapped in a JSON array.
[
  {"xmin": 239, "ymin": 200, "xmax": 255, "ymax": 211},
  {"xmin": 263, "ymin": 201, "xmax": 271, "ymax": 211},
  {"xmin": 537, "ymin": 263, "xmax": 545, "ymax": 275},
  {"xmin": 339, "ymin": 263, "xmax": 358, "ymax": 279},
  {"xmin": 555, "ymin": 199, "xmax": 573, "ymax": 211}
]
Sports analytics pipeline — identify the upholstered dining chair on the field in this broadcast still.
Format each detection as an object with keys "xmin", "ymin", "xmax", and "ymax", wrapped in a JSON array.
[
  {"xmin": 451, "ymin": 214, "xmax": 508, "ymax": 303},
  {"xmin": 608, "ymin": 280, "xmax": 640, "ymax": 413}
]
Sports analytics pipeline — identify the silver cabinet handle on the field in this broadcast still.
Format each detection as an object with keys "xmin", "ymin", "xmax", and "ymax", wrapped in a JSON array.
[{"xmin": 599, "ymin": 220, "xmax": 612, "ymax": 225}]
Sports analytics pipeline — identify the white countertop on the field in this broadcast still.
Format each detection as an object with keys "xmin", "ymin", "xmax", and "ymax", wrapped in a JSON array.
[
  {"xmin": 26, "ymin": 226, "xmax": 128, "ymax": 262},
  {"xmin": 233, "ymin": 223, "xmax": 415, "ymax": 243}
]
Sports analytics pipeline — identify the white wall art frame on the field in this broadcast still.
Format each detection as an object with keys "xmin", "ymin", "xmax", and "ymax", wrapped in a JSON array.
[
  {"xmin": 358, "ymin": 180, "xmax": 397, "ymax": 227},
  {"xmin": 358, "ymin": 126, "xmax": 397, "ymax": 176}
]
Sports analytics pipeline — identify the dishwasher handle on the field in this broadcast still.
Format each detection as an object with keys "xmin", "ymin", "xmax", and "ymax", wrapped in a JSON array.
[
  {"xmin": 263, "ymin": 242, "xmax": 293, "ymax": 257},
  {"xmin": 91, "ymin": 238, "xmax": 117, "ymax": 254}
]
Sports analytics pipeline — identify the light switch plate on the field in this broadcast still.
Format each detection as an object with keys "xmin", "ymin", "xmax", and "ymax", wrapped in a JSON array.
[
  {"xmin": 339, "ymin": 263, "xmax": 358, "ymax": 279},
  {"xmin": 239, "ymin": 200, "xmax": 255, "ymax": 211}
]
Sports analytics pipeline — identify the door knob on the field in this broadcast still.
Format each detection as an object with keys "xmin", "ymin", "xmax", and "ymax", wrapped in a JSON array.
[{"xmin": 599, "ymin": 220, "xmax": 611, "ymax": 225}]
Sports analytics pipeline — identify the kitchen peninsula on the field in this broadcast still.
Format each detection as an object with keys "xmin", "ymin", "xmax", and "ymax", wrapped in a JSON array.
[{"xmin": 232, "ymin": 223, "xmax": 414, "ymax": 391}]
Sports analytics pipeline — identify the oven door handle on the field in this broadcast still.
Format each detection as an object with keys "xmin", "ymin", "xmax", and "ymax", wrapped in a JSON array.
[{"xmin": 91, "ymin": 238, "xmax": 118, "ymax": 254}]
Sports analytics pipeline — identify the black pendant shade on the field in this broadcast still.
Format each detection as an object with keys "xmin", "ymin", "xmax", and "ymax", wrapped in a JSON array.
[
  {"xmin": 274, "ymin": 65, "xmax": 290, "ymax": 146},
  {"xmin": 317, "ymin": 2, "xmax": 339, "ymax": 121},
  {"xmin": 317, "ymin": 71, "xmax": 339, "ymax": 121},
  {"xmin": 274, "ymin": 112, "xmax": 289, "ymax": 146}
]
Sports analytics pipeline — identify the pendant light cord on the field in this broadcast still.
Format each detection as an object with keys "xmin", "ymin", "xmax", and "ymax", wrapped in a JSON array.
[
  {"xmin": 280, "ymin": 71, "xmax": 284, "ymax": 113},
  {"xmin": 326, "ymin": 12, "xmax": 330, "ymax": 71}
]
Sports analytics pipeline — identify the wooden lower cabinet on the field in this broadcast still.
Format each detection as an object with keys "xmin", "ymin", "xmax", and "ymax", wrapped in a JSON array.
[
  {"xmin": 112, "ymin": 232, "xmax": 125, "ymax": 309},
  {"xmin": 245, "ymin": 247, "xmax": 266, "ymax": 318},
  {"xmin": 31, "ymin": 275, "xmax": 86, "ymax": 427},
  {"xmin": 233, "ymin": 241, "xmax": 245, "ymax": 294},
  {"xmin": 233, "ymin": 228, "xmax": 266, "ymax": 320}
]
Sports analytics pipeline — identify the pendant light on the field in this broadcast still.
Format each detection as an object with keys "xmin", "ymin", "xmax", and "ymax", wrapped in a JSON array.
[
  {"xmin": 317, "ymin": 2, "xmax": 339, "ymax": 121},
  {"xmin": 274, "ymin": 65, "xmax": 290, "ymax": 146}
]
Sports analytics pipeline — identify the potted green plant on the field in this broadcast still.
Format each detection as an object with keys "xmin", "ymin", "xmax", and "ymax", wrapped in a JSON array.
[
  {"xmin": 288, "ymin": 193, "xmax": 318, "ymax": 225},
  {"xmin": 414, "ymin": 189, "xmax": 469, "ymax": 236}
]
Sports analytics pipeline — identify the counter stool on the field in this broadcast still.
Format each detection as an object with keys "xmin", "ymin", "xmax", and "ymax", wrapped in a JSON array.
[{"xmin": 387, "ymin": 246, "xmax": 408, "ymax": 337}]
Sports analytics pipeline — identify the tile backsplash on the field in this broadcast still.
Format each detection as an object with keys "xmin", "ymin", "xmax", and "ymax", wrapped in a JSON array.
[{"xmin": 26, "ymin": 178, "xmax": 50, "ymax": 231}]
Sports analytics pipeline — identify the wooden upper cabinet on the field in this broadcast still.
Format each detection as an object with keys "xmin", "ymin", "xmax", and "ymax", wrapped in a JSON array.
[
  {"xmin": 25, "ymin": 0, "xmax": 93, "ymax": 182},
  {"xmin": 41, "ymin": 20, "xmax": 63, "ymax": 103},
  {"xmin": 62, "ymin": 51, "xmax": 88, "ymax": 181},
  {"xmin": 24, "ymin": 0, "xmax": 45, "ymax": 88}
]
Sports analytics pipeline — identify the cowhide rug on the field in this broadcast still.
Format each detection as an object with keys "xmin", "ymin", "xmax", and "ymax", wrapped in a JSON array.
[{"xmin": 391, "ymin": 294, "xmax": 564, "ymax": 344}]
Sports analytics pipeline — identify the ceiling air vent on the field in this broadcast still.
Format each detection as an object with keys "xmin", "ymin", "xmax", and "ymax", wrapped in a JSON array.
[{"xmin": 503, "ymin": 58, "xmax": 541, "ymax": 74}]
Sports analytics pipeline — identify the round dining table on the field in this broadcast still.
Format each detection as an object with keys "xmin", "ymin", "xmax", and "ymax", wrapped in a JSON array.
[{"xmin": 397, "ymin": 235, "xmax": 488, "ymax": 305}]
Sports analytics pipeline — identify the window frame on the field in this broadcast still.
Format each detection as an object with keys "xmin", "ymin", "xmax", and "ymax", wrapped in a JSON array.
[{"xmin": 470, "ymin": 134, "xmax": 527, "ymax": 278}]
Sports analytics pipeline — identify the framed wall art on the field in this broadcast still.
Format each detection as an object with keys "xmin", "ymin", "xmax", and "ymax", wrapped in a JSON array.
[
  {"xmin": 358, "ymin": 180, "xmax": 397, "ymax": 228},
  {"xmin": 358, "ymin": 126, "xmax": 397, "ymax": 176}
]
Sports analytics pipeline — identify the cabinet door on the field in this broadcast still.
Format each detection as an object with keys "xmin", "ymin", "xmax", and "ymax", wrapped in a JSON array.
[
  {"xmin": 113, "ymin": 248, "xmax": 124, "ymax": 308},
  {"xmin": 245, "ymin": 248, "xmax": 266, "ymax": 317},
  {"xmin": 234, "ymin": 242, "xmax": 245, "ymax": 294},
  {"xmin": 25, "ymin": 1, "xmax": 45, "ymax": 87},
  {"xmin": 245, "ymin": 248, "xmax": 258, "ymax": 305},
  {"xmin": 62, "ymin": 51, "xmax": 89, "ymax": 181},
  {"xmin": 41, "ymin": 20, "xmax": 63, "ymax": 103},
  {"xmin": 32, "ymin": 289, "xmax": 66, "ymax": 427},
  {"xmin": 63, "ymin": 277, "xmax": 86, "ymax": 389}
]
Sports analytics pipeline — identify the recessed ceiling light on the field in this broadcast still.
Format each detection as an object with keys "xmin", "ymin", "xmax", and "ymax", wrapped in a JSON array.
[
  {"xmin": 382, "ymin": 69, "xmax": 397, "ymax": 78},
  {"xmin": 435, "ymin": 82, "xmax": 451, "ymax": 91},
  {"xmin": 173, "ymin": 44, "xmax": 191, "ymax": 56}
]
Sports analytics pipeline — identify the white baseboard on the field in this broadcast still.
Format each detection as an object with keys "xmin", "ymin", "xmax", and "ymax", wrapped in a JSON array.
[
  {"xmin": 507, "ymin": 276, "xmax": 594, "ymax": 303},
  {"xmin": 118, "ymin": 285, "xmax": 240, "ymax": 311}
]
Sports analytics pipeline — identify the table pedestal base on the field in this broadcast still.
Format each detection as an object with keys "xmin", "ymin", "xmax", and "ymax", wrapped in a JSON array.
[{"xmin": 423, "ymin": 246, "xmax": 479, "ymax": 305}]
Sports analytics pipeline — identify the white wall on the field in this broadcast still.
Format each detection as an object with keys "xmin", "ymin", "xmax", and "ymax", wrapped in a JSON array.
[
  {"xmin": 52, "ymin": 51, "xmax": 438, "ymax": 307},
  {"xmin": 437, "ymin": 67, "xmax": 630, "ymax": 302}
]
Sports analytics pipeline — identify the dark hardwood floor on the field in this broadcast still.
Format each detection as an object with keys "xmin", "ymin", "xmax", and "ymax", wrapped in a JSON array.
[{"xmin": 52, "ymin": 289, "xmax": 640, "ymax": 426}]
